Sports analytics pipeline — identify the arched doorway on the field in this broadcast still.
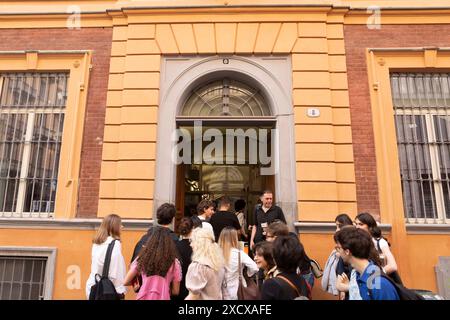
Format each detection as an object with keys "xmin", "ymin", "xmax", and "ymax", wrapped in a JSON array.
[
  {"xmin": 175, "ymin": 78, "xmax": 276, "ymax": 228},
  {"xmin": 154, "ymin": 56, "xmax": 297, "ymax": 231}
]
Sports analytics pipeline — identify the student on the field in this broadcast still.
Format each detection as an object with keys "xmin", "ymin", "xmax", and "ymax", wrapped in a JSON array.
[
  {"xmin": 185, "ymin": 228, "xmax": 225, "ymax": 300},
  {"xmin": 234, "ymin": 199, "xmax": 248, "ymax": 241},
  {"xmin": 253, "ymin": 241, "xmax": 278, "ymax": 287},
  {"xmin": 336, "ymin": 226, "xmax": 384, "ymax": 300},
  {"xmin": 334, "ymin": 214, "xmax": 354, "ymax": 300},
  {"xmin": 131, "ymin": 203, "xmax": 178, "ymax": 262},
  {"xmin": 193, "ymin": 199, "xmax": 215, "ymax": 237},
  {"xmin": 354, "ymin": 212, "xmax": 401, "ymax": 283},
  {"xmin": 261, "ymin": 236, "xmax": 311, "ymax": 300},
  {"xmin": 334, "ymin": 227, "xmax": 399, "ymax": 300},
  {"xmin": 265, "ymin": 220, "xmax": 314, "ymax": 289},
  {"xmin": 124, "ymin": 227, "xmax": 181, "ymax": 300},
  {"xmin": 250, "ymin": 190, "xmax": 286, "ymax": 250},
  {"xmin": 173, "ymin": 217, "xmax": 195, "ymax": 301},
  {"xmin": 218, "ymin": 227, "xmax": 258, "ymax": 300},
  {"xmin": 86, "ymin": 214, "xmax": 127, "ymax": 299},
  {"xmin": 335, "ymin": 213, "xmax": 353, "ymax": 232},
  {"xmin": 209, "ymin": 196, "xmax": 241, "ymax": 242}
]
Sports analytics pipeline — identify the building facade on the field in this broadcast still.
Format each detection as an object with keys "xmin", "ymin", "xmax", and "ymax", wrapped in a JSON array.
[{"xmin": 0, "ymin": 0, "xmax": 449, "ymax": 300}]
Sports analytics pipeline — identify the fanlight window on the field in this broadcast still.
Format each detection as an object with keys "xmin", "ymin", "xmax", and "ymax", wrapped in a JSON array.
[{"xmin": 181, "ymin": 79, "xmax": 271, "ymax": 117}]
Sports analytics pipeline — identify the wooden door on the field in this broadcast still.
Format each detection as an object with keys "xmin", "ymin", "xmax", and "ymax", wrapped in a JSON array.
[{"xmin": 174, "ymin": 164, "xmax": 185, "ymax": 234}]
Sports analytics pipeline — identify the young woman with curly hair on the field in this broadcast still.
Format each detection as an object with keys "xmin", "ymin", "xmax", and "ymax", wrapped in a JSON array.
[{"xmin": 124, "ymin": 227, "xmax": 182, "ymax": 300}]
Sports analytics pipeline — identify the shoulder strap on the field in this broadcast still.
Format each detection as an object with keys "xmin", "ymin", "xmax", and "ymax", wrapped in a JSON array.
[
  {"xmin": 376, "ymin": 238, "xmax": 382, "ymax": 252},
  {"xmin": 238, "ymin": 250, "xmax": 242, "ymax": 282},
  {"xmin": 102, "ymin": 240, "xmax": 116, "ymax": 278},
  {"xmin": 276, "ymin": 275, "xmax": 301, "ymax": 298}
]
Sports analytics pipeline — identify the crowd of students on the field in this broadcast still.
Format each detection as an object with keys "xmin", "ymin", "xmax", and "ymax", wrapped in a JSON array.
[
  {"xmin": 85, "ymin": 190, "xmax": 403, "ymax": 300},
  {"xmin": 321, "ymin": 213, "xmax": 403, "ymax": 300}
]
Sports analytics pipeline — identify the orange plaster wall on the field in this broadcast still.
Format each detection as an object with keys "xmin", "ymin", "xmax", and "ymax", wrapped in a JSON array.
[
  {"xmin": 1, "ymin": 228, "xmax": 448, "ymax": 299},
  {"xmin": 299, "ymin": 233, "xmax": 338, "ymax": 300},
  {"xmin": 298, "ymin": 232, "xmax": 450, "ymax": 299},
  {"xmin": 406, "ymin": 234, "xmax": 450, "ymax": 293},
  {"xmin": 0, "ymin": 228, "xmax": 144, "ymax": 300}
]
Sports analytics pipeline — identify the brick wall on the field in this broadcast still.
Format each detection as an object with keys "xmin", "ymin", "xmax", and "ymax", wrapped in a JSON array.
[
  {"xmin": 0, "ymin": 28, "xmax": 112, "ymax": 217},
  {"xmin": 344, "ymin": 24, "xmax": 450, "ymax": 220}
]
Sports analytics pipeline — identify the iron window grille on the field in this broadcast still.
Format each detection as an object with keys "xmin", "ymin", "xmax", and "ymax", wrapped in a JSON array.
[
  {"xmin": 391, "ymin": 73, "xmax": 450, "ymax": 224},
  {"xmin": 0, "ymin": 247, "xmax": 56, "ymax": 300},
  {"xmin": 0, "ymin": 72, "xmax": 68, "ymax": 218}
]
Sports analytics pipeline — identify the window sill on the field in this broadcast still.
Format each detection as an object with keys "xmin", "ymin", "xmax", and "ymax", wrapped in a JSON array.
[
  {"xmin": 406, "ymin": 224, "xmax": 450, "ymax": 234},
  {"xmin": 0, "ymin": 218, "xmax": 153, "ymax": 230},
  {"xmin": 294, "ymin": 221, "xmax": 392, "ymax": 234}
]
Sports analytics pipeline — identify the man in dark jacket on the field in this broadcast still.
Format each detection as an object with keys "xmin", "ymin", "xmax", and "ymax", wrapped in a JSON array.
[
  {"xmin": 250, "ymin": 190, "xmax": 286, "ymax": 250},
  {"xmin": 131, "ymin": 203, "xmax": 179, "ymax": 262},
  {"xmin": 208, "ymin": 196, "xmax": 241, "ymax": 242},
  {"xmin": 130, "ymin": 203, "xmax": 179, "ymax": 293}
]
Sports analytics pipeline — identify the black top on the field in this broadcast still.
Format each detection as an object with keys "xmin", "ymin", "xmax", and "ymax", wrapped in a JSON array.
[
  {"xmin": 209, "ymin": 211, "xmax": 241, "ymax": 242},
  {"xmin": 287, "ymin": 232, "xmax": 312, "ymax": 274},
  {"xmin": 261, "ymin": 272, "xmax": 310, "ymax": 300},
  {"xmin": 173, "ymin": 239, "xmax": 192, "ymax": 301},
  {"xmin": 248, "ymin": 204, "xmax": 259, "ymax": 227},
  {"xmin": 253, "ymin": 205, "xmax": 286, "ymax": 243},
  {"xmin": 336, "ymin": 257, "xmax": 352, "ymax": 278},
  {"xmin": 131, "ymin": 226, "xmax": 179, "ymax": 262}
]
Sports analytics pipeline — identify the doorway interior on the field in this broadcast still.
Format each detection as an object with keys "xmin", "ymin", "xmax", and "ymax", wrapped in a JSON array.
[{"xmin": 175, "ymin": 124, "xmax": 275, "ymax": 231}]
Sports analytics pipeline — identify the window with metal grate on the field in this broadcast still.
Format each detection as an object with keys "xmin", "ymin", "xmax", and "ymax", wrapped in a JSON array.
[
  {"xmin": 391, "ymin": 73, "xmax": 450, "ymax": 224},
  {"xmin": 0, "ymin": 256, "xmax": 47, "ymax": 300},
  {"xmin": 0, "ymin": 72, "xmax": 68, "ymax": 218}
]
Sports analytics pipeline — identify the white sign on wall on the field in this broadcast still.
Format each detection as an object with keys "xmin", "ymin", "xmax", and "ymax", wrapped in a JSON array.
[{"xmin": 307, "ymin": 108, "xmax": 320, "ymax": 118}]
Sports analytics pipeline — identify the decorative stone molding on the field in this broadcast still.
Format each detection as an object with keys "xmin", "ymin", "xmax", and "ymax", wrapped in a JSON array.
[{"xmin": 0, "ymin": 218, "xmax": 153, "ymax": 230}]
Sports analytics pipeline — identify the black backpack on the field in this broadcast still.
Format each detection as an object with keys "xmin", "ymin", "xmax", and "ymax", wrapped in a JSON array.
[
  {"xmin": 369, "ymin": 274, "xmax": 425, "ymax": 300},
  {"xmin": 89, "ymin": 240, "xmax": 121, "ymax": 300}
]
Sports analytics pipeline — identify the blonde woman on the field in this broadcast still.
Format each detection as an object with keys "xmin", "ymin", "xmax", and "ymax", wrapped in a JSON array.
[
  {"xmin": 219, "ymin": 227, "xmax": 258, "ymax": 300},
  {"xmin": 185, "ymin": 227, "xmax": 225, "ymax": 300},
  {"xmin": 85, "ymin": 214, "xmax": 127, "ymax": 299}
]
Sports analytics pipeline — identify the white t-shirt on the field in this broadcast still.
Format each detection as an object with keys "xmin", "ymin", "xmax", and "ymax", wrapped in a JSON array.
[
  {"xmin": 85, "ymin": 236, "xmax": 127, "ymax": 299},
  {"xmin": 199, "ymin": 216, "xmax": 215, "ymax": 238},
  {"xmin": 222, "ymin": 249, "xmax": 259, "ymax": 300},
  {"xmin": 373, "ymin": 238, "xmax": 389, "ymax": 251},
  {"xmin": 373, "ymin": 238, "xmax": 390, "ymax": 268},
  {"xmin": 349, "ymin": 269, "xmax": 362, "ymax": 300}
]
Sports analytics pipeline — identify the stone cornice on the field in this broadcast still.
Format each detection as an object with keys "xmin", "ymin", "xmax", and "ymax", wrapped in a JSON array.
[{"xmin": 0, "ymin": 218, "xmax": 153, "ymax": 230}]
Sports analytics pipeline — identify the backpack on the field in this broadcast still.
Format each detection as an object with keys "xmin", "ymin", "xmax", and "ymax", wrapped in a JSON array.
[
  {"xmin": 89, "ymin": 240, "xmax": 121, "ymax": 300},
  {"xmin": 369, "ymin": 274, "xmax": 425, "ymax": 301},
  {"xmin": 309, "ymin": 258, "xmax": 323, "ymax": 278}
]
